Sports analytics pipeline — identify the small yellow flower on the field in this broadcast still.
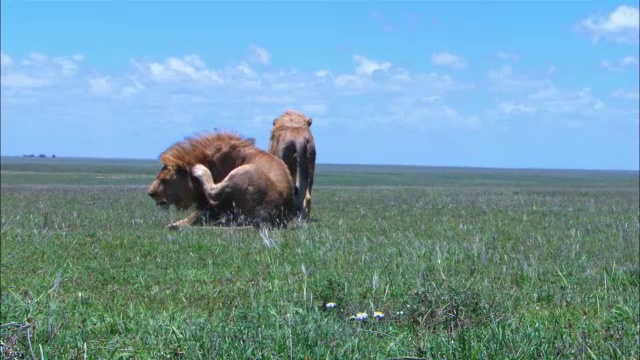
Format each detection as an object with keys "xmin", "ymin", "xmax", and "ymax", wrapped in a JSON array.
[
  {"xmin": 325, "ymin": 302, "xmax": 336, "ymax": 309},
  {"xmin": 373, "ymin": 311, "xmax": 384, "ymax": 319}
]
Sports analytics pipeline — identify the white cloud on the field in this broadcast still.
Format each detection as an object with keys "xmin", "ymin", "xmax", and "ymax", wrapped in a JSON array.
[
  {"xmin": 1, "ymin": 52, "xmax": 12, "ymax": 67},
  {"xmin": 89, "ymin": 76, "xmax": 112, "ymax": 95},
  {"xmin": 497, "ymin": 101, "xmax": 536, "ymax": 115},
  {"xmin": 25, "ymin": 52, "xmax": 48, "ymax": 64},
  {"xmin": 249, "ymin": 45, "xmax": 270, "ymax": 65},
  {"xmin": 389, "ymin": 68, "xmax": 412, "ymax": 83},
  {"xmin": 547, "ymin": 65, "xmax": 557, "ymax": 75},
  {"xmin": 620, "ymin": 56, "xmax": 639, "ymax": 66},
  {"xmin": 168, "ymin": 58, "xmax": 199, "ymax": 77},
  {"xmin": 431, "ymin": 52, "xmax": 468, "ymax": 69},
  {"xmin": 593, "ymin": 99, "xmax": 605, "ymax": 110},
  {"xmin": 300, "ymin": 103, "xmax": 327, "ymax": 115},
  {"xmin": 423, "ymin": 95, "xmax": 442, "ymax": 102},
  {"xmin": 333, "ymin": 74, "xmax": 376, "ymax": 91},
  {"xmin": 147, "ymin": 55, "xmax": 223, "ymax": 83},
  {"xmin": 113, "ymin": 52, "xmax": 467, "ymax": 104},
  {"xmin": 575, "ymin": 5, "xmax": 640, "ymax": 44},
  {"xmin": 600, "ymin": 56, "xmax": 639, "ymax": 71},
  {"xmin": 353, "ymin": 55, "xmax": 391, "ymax": 75},
  {"xmin": 441, "ymin": 106, "xmax": 480, "ymax": 128},
  {"xmin": 488, "ymin": 64, "xmax": 513, "ymax": 80},
  {"xmin": 123, "ymin": 51, "xmax": 469, "ymax": 130},
  {"xmin": 380, "ymin": 96, "xmax": 479, "ymax": 129},
  {"xmin": 1, "ymin": 50, "xmax": 474, "ymax": 141},
  {"xmin": 255, "ymin": 95, "xmax": 295, "ymax": 104},
  {"xmin": 314, "ymin": 70, "xmax": 331, "ymax": 78},
  {"xmin": 528, "ymin": 86, "xmax": 605, "ymax": 114},
  {"xmin": 491, "ymin": 88, "xmax": 606, "ymax": 122},
  {"xmin": 1, "ymin": 73, "xmax": 51, "ymax": 88},
  {"xmin": 237, "ymin": 62, "xmax": 255, "ymax": 77},
  {"xmin": 0, "ymin": 53, "xmax": 84, "ymax": 88},
  {"xmin": 487, "ymin": 65, "xmax": 550, "ymax": 93},
  {"xmin": 53, "ymin": 57, "xmax": 79, "ymax": 76},
  {"xmin": 611, "ymin": 88, "xmax": 640, "ymax": 100},
  {"xmin": 183, "ymin": 54, "xmax": 204, "ymax": 68},
  {"xmin": 148, "ymin": 63, "xmax": 164, "ymax": 77},
  {"xmin": 497, "ymin": 52, "xmax": 520, "ymax": 61},
  {"xmin": 329, "ymin": 59, "xmax": 469, "ymax": 97},
  {"xmin": 121, "ymin": 77, "xmax": 145, "ymax": 97},
  {"xmin": 17, "ymin": 53, "xmax": 83, "ymax": 76},
  {"xmin": 395, "ymin": 72, "xmax": 471, "ymax": 94},
  {"xmin": 489, "ymin": 64, "xmax": 612, "ymax": 122}
]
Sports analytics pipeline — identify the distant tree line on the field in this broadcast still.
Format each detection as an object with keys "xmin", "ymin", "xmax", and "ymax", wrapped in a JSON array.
[{"xmin": 22, "ymin": 154, "xmax": 56, "ymax": 158}]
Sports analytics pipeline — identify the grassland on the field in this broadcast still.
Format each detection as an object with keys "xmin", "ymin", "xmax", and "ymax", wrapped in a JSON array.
[{"xmin": 1, "ymin": 156, "xmax": 638, "ymax": 359}]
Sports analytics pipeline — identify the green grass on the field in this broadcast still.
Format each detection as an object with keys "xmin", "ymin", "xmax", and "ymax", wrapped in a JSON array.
[{"xmin": 1, "ymin": 157, "xmax": 638, "ymax": 359}]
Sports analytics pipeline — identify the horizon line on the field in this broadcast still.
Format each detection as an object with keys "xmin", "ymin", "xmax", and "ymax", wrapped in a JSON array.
[{"xmin": 1, "ymin": 155, "xmax": 638, "ymax": 173}]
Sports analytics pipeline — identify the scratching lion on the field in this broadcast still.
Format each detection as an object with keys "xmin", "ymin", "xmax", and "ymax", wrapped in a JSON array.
[
  {"xmin": 269, "ymin": 110, "xmax": 317, "ymax": 220},
  {"xmin": 147, "ymin": 132, "xmax": 295, "ymax": 228}
]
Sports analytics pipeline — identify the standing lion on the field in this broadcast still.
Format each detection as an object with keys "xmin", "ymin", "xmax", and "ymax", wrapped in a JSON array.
[{"xmin": 269, "ymin": 110, "xmax": 317, "ymax": 220}]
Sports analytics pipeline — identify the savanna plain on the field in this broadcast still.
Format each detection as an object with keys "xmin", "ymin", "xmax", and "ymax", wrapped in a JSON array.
[{"xmin": 1, "ymin": 157, "xmax": 638, "ymax": 359}]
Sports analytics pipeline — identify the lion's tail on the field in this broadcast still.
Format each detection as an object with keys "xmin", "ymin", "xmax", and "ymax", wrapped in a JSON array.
[{"xmin": 294, "ymin": 138, "xmax": 309, "ymax": 216}]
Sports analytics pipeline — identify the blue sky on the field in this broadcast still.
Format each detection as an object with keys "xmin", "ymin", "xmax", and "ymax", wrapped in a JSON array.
[{"xmin": 1, "ymin": 1, "xmax": 638, "ymax": 170}]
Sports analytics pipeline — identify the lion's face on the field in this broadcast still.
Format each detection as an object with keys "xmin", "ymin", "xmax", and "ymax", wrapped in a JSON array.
[{"xmin": 147, "ymin": 165, "xmax": 197, "ymax": 210}]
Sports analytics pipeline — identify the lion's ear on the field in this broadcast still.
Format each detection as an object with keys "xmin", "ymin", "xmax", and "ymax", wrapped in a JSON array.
[
  {"xmin": 307, "ymin": 117, "xmax": 312, "ymax": 127},
  {"xmin": 273, "ymin": 118, "xmax": 278, "ymax": 126}
]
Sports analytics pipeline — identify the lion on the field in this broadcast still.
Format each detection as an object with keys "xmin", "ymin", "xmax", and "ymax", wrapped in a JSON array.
[
  {"xmin": 269, "ymin": 110, "xmax": 317, "ymax": 220},
  {"xmin": 147, "ymin": 132, "xmax": 295, "ymax": 229}
]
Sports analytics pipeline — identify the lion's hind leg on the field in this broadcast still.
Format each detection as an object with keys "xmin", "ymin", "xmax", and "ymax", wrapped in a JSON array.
[
  {"xmin": 193, "ymin": 163, "xmax": 282, "ymax": 227},
  {"xmin": 302, "ymin": 190, "xmax": 312, "ymax": 220},
  {"xmin": 192, "ymin": 164, "xmax": 223, "ymax": 206},
  {"xmin": 192, "ymin": 163, "xmax": 250, "ymax": 213},
  {"xmin": 192, "ymin": 164, "xmax": 215, "ymax": 186}
]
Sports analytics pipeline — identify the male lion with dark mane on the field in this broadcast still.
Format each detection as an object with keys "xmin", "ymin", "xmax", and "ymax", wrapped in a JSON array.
[
  {"xmin": 269, "ymin": 110, "xmax": 317, "ymax": 220},
  {"xmin": 147, "ymin": 132, "xmax": 295, "ymax": 229}
]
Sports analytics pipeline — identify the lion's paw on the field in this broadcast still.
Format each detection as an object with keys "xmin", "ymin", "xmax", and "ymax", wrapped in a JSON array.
[{"xmin": 167, "ymin": 222, "xmax": 182, "ymax": 230}]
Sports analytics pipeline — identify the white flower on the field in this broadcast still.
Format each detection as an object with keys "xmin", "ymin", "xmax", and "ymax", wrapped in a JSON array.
[
  {"xmin": 325, "ymin": 302, "xmax": 336, "ymax": 309},
  {"xmin": 349, "ymin": 312, "xmax": 368, "ymax": 321},
  {"xmin": 373, "ymin": 311, "xmax": 384, "ymax": 319}
]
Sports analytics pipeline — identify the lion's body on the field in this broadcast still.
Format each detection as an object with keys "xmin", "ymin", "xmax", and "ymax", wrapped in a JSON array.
[
  {"xmin": 147, "ymin": 132, "xmax": 295, "ymax": 228},
  {"xmin": 269, "ymin": 110, "xmax": 316, "ymax": 220}
]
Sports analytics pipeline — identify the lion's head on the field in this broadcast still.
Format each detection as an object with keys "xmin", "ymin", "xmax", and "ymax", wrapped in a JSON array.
[
  {"xmin": 272, "ymin": 110, "xmax": 312, "ymax": 129},
  {"xmin": 147, "ymin": 164, "xmax": 201, "ymax": 210}
]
